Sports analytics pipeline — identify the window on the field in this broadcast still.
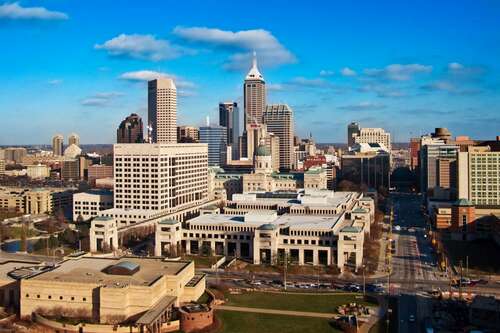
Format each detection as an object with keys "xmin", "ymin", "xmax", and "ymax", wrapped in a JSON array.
[
  {"xmin": 83, "ymin": 297, "xmax": 87, "ymax": 301},
  {"xmin": 59, "ymin": 296, "xmax": 63, "ymax": 300},
  {"xmin": 25, "ymin": 294, "xmax": 29, "ymax": 298},
  {"xmin": 48, "ymin": 295, "xmax": 52, "ymax": 299}
]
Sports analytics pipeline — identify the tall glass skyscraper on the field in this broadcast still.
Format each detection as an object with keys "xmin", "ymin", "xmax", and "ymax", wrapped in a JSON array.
[{"xmin": 199, "ymin": 125, "xmax": 227, "ymax": 166}]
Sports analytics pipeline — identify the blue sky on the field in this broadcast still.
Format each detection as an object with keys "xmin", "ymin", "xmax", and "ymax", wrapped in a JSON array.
[{"xmin": 1, "ymin": 0, "xmax": 499, "ymax": 144}]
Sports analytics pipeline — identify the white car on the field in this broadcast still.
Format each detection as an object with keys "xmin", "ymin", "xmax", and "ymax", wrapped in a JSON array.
[{"xmin": 394, "ymin": 225, "xmax": 401, "ymax": 231}]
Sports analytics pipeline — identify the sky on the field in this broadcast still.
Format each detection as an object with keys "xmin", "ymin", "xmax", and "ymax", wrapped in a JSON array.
[{"xmin": 1, "ymin": 0, "xmax": 499, "ymax": 145}]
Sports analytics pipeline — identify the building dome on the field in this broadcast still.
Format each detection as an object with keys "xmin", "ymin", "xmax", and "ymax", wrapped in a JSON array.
[
  {"xmin": 255, "ymin": 144, "xmax": 271, "ymax": 157},
  {"xmin": 453, "ymin": 198, "xmax": 473, "ymax": 207},
  {"xmin": 63, "ymin": 144, "xmax": 82, "ymax": 159}
]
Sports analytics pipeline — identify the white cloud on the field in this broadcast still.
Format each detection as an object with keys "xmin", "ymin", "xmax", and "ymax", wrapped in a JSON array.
[
  {"xmin": 359, "ymin": 84, "xmax": 405, "ymax": 98},
  {"xmin": 364, "ymin": 64, "xmax": 432, "ymax": 81},
  {"xmin": 289, "ymin": 77, "xmax": 330, "ymax": 87},
  {"xmin": 80, "ymin": 92, "xmax": 123, "ymax": 107},
  {"xmin": 337, "ymin": 101, "xmax": 386, "ymax": 111},
  {"xmin": 173, "ymin": 26, "xmax": 296, "ymax": 70},
  {"xmin": 319, "ymin": 70, "xmax": 335, "ymax": 77},
  {"xmin": 0, "ymin": 2, "xmax": 68, "ymax": 20},
  {"xmin": 448, "ymin": 62, "xmax": 464, "ymax": 71},
  {"xmin": 95, "ymin": 34, "xmax": 193, "ymax": 61},
  {"xmin": 267, "ymin": 83, "xmax": 285, "ymax": 91},
  {"xmin": 47, "ymin": 79, "xmax": 63, "ymax": 85},
  {"xmin": 447, "ymin": 62, "xmax": 485, "ymax": 78},
  {"xmin": 341, "ymin": 67, "xmax": 356, "ymax": 77},
  {"xmin": 119, "ymin": 70, "xmax": 195, "ymax": 89}
]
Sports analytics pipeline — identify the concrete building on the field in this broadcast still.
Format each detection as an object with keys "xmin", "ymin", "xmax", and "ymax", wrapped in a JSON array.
[
  {"xmin": 148, "ymin": 78, "xmax": 177, "ymax": 144},
  {"xmin": 88, "ymin": 164, "xmax": 113, "ymax": 186},
  {"xmin": 263, "ymin": 104, "xmax": 294, "ymax": 171},
  {"xmin": 68, "ymin": 133, "xmax": 80, "ymax": 147},
  {"xmin": 353, "ymin": 127, "xmax": 391, "ymax": 151},
  {"xmin": 89, "ymin": 216, "xmax": 119, "ymax": 251},
  {"xmin": 26, "ymin": 164, "xmax": 50, "ymax": 179},
  {"xmin": 117, "ymin": 113, "xmax": 144, "ymax": 143},
  {"xmin": 61, "ymin": 159, "xmax": 80, "ymax": 181},
  {"xmin": 219, "ymin": 102, "xmax": 240, "ymax": 159},
  {"xmin": 458, "ymin": 145, "xmax": 500, "ymax": 207},
  {"xmin": 341, "ymin": 144, "xmax": 391, "ymax": 190},
  {"xmin": 155, "ymin": 190, "xmax": 373, "ymax": 270},
  {"xmin": 112, "ymin": 143, "xmax": 208, "ymax": 213},
  {"xmin": 244, "ymin": 52, "xmax": 266, "ymax": 126},
  {"xmin": 199, "ymin": 125, "xmax": 227, "ymax": 167},
  {"xmin": 420, "ymin": 143, "xmax": 459, "ymax": 199},
  {"xmin": 18, "ymin": 256, "xmax": 206, "ymax": 330},
  {"xmin": 0, "ymin": 159, "xmax": 5, "ymax": 176},
  {"xmin": 0, "ymin": 187, "xmax": 74, "ymax": 215},
  {"xmin": 52, "ymin": 134, "xmax": 64, "ymax": 156},
  {"xmin": 347, "ymin": 122, "xmax": 360, "ymax": 149},
  {"xmin": 73, "ymin": 189, "xmax": 114, "ymax": 222},
  {"xmin": 3, "ymin": 147, "xmax": 28, "ymax": 164},
  {"xmin": 177, "ymin": 126, "xmax": 199, "ymax": 143}
]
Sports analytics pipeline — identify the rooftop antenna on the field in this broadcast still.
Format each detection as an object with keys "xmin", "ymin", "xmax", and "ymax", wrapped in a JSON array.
[{"xmin": 206, "ymin": 115, "xmax": 210, "ymax": 127}]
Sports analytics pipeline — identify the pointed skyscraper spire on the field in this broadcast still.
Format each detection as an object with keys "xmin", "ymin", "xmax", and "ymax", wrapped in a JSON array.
[{"xmin": 246, "ymin": 51, "xmax": 264, "ymax": 81}]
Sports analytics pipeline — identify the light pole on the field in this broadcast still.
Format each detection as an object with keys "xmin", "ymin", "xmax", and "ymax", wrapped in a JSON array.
[{"xmin": 362, "ymin": 264, "xmax": 366, "ymax": 296}]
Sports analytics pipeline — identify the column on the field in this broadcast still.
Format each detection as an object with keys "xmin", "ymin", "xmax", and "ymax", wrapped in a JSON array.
[
  {"xmin": 186, "ymin": 240, "xmax": 191, "ymax": 254},
  {"xmin": 312, "ymin": 249, "xmax": 318, "ymax": 266},
  {"xmin": 326, "ymin": 249, "xmax": 331, "ymax": 266},
  {"xmin": 236, "ymin": 241, "xmax": 241, "ymax": 258},
  {"xmin": 210, "ymin": 241, "xmax": 216, "ymax": 253},
  {"xmin": 298, "ymin": 249, "xmax": 304, "ymax": 265}
]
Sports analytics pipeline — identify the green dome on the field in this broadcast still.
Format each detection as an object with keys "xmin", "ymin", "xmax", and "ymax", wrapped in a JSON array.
[
  {"xmin": 255, "ymin": 144, "xmax": 271, "ymax": 156},
  {"xmin": 454, "ymin": 198, "xmax": 474, "ymax": 207}
]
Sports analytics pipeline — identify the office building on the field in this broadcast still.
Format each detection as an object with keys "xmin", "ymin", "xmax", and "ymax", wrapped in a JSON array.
[
  {"xmin": 199, "ymin": 125, "xmax": 227, "ymax": 167},
  {"xmin": 52, "ymin": 134, "xmax": 64, "ymax": 156},
  {"xmin": 353, "ymin": 127, "xmax": 391, "ymax": 151},
  {"xmin": 458, "ymin": 144, "xmax": 500, "ymax": 207},
  {"xmin": 61, "ymin": 159, "xmax": 80, "ymax": 181},
  {"xmin": 347, "ymin": 122, "xmax": 360, "ymax": 148},
  {"xmin": 177, "ymin": 126, "xmax": 199, "ymax": 143},
  {"xmin": 219, "ymin": 102, "xmax": 240, "ymax": 159},
  {"xmin": 156, "ymin": 190, "xmax": 374, "ymax": 269},
  {"xmin": 0, "ymin": 160, "xmax": 4, "ymax": 176},
  {"xmin": 26, "ymin": 164, "xmax": 50, "ymax": 179},
  {"xmin": 148, "ymin": 78, "xmax": 177, "ymax": 144},
  {"xmin": 73, "ymin": 189, "xmax": 113, "ymax": 222},
  {"xmin": 341, "ymin": 143, "xmax": 391, "ymax": 190},
  {"xmin": 0, "ymin": 187, "xmax": 74, "ymax": 215},
  {"xmin": 244, "ymin": 52, "xmax": 266, "ymax": 126},
  {"xmin": 420, "ymin": 143, "xmax": 459, "ymax": 198},
  {"xmin": 18, "ymin": 256, "xmax": 206, "ymax": 330},
  {"xmin": 68, "ymin": 133, "xmax": 80, "ymax": 147},
  {"xmin": 263, "ymin": 104, "xmax": 294, "ymax": 170},
  {"xmin": 117, "ymin": 113, "xmax": 144, "ymax": 143},
  {"xmin": 113, "ymin": 143, "xmax": 208, "ymax": 213},
  {"xmin": 88, "ymin": 164, "xmax": 114, "ymax": 186},
  {"xmin": 3, "ymin": 147, "xmax": 28, "ymax": 164}
]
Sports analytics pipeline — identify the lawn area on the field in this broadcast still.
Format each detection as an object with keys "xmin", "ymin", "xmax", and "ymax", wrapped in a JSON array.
[
  {"xmin": 181, "ymin": 255, "xmax": 222, "ymax": 268},
  {"xmin": 442, "ymin": 238, "xmax": 500, "ymax": 274},
  {"xmin": 215, "ymin": 310, "xmax": 341, "ymax": 333},
  {"xmin": 224, "ymin": 291, "xmax": 375, "ymax": 314}
]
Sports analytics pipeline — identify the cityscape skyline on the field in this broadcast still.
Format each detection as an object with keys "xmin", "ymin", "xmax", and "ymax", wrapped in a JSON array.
[{"xmin": 1, "ymin": 0, "xmax": 500, "ymax": 145}]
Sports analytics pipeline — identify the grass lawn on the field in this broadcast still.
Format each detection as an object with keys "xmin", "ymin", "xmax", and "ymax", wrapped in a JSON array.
[
  {"xmin": 181, "ymin": 255, "xmax": 222, "ymax": 268},
  {"xmin": 215, "ymin": 310, "xmax": 341, "ymax": 333},
  {"xmin": 224, "ymin": 291, "xmax": 375, "ymax": 314},
  {"xmin": 442, "ymin": 238, "xmax": 500, "ymax": 274}
]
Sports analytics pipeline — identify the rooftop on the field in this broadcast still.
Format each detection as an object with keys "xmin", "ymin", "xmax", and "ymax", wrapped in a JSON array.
[{"xmin": 26, "ymin": 257, "xmax": 190, "ymax": 287}]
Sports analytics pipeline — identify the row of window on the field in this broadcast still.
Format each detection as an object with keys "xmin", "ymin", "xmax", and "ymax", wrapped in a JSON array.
[{"xmin": 25, "ymin": 294, "xmax": 87, "ymax": 302}]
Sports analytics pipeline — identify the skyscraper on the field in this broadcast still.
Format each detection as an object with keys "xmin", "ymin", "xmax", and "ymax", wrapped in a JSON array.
[
  {"xmin": 219, "ymin": 102, "xmax": 240, "ymax": 159},
  {"xmin": 117, "ymin": 113, "xmax": 144, "ymax": 143},
  {"xmin": 68, "ymin": 133, "xmax": 80, "ymax": 147},
  {"xmin": 353, "ymin": 127, "xmax": 391, "ymax": 151},
  {"xmin": 263, "ymin": 104, "xmax": 294, "ymax": 171},
  {"xmin": 244, "ymin": 52, "xmax": 266, "ymax": 126},
  {"xmin": 148, "ymin": 78, "xmax": 177, "ymax": 143},
  {"xmin": 52, "ymin": 134, "xmax": 64, "ymax": 156},
  {"xmin": 177, "ymin": 126, "xmax": 199, "ymax": 143},
  {"xmin": 199, "ymin": 125, "xmax": 227, "ymax": 166},
  {"xmin": 347, "ymin": 122, "xmax": 360, "ymax": 148}
]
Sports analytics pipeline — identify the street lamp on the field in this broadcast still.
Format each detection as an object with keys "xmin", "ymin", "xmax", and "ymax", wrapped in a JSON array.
[{"xmin": 362, "ymin": 264, "xmax": 366, "ymax": 296}]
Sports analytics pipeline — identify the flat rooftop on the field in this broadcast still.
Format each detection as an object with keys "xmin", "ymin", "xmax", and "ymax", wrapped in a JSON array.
[
  {"xmin": 188, "ymin": 213, "xmax": 343, "ymax": 231},
  {"xmin": 231, "ymin": 190, "xmax": 358, "ymax": 208},
  {"xmin": 26, "ymin": 257, "xmax": 191, "ymax": 287}
]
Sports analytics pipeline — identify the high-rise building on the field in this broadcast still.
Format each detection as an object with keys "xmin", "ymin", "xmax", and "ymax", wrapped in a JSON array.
[
  {"xmin": 3, "ymin": 147, "xmax": 27, "ymax": 164},
  {"xmin": 244, "ymin": 52, "xmax": 266, "ymax": 126},
  {"xmin": 199, "ymin": 125, "xmax": 227, "ymax": 166},
  {"xmin": 61, "ymin": 159, "xmax": 80, "ymax": 181},
  {"xmin": 52, "ymin": 134, "xmax": 64, "ymax": 156},
  {"xmin": 458, "ymin": 144, "xmax": 500, "ymax": 207},
  {"xmin": 117, "ymin": 113, "xmax": 144, "ymax": 143},
  {"xmin": 353, "ymin": 127, "xmax": 391, "ymax": 151},
  {"xmin": 113, "ymin": 143, "xmax": 208, "ymax": 212},
  {"xmin": 0, "ymin": 159, "xmax": 5, "ymax": 176},
  {"xmin": 263, "ymin": 104, "xmax": 294, "ymax": 170},
  {"xmin": 68, "ymin": 133, "xmax": 80, "ymax": 147},
  {"xmin": 88, "ymin": 164, "xmax": 114, "ymax": 186},
  {"xmin": 148, "ymin": 78, "xmax": 177, "ymax": 144},
  {"xmin": 219, "ymin": 102, "xmax": 240, "ymax": 159},
  {"xmin": 347, "ymin": 122, "xmax": 360, "ymax": 148},
  {"xmin": 420, "ymin": 143, "xmax": 459, "ymax": 198},
  {"xmin": 177, "ymin": 126, "xmax": 199, "ymax": 143}
]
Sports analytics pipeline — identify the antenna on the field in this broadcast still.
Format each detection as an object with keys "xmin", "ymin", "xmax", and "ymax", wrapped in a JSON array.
[{"xmin": 206, "ymin": 115, "xmax": 210, "ymax": 127}]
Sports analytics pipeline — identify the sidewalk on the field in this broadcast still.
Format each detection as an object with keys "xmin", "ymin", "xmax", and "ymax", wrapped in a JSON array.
[{"xmin": 214, "ymin": 305, "xmax": 333, "ymax": 318}]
